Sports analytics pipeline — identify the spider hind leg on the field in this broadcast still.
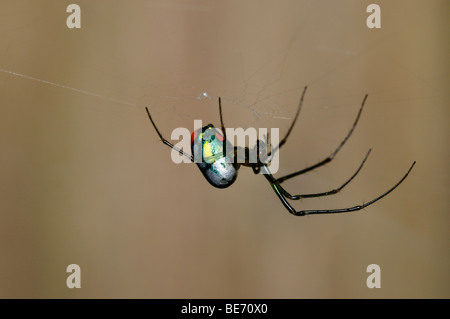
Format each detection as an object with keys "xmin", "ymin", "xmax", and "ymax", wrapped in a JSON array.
[{"xmin": 261, "ymin": 162, "xmax": 415, "ymax": 216}]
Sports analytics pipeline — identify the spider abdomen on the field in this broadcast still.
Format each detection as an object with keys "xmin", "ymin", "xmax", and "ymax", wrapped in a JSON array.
[
  {"xmin": 197, "ymin": 157, "xmax": 238, "ymax": 188},
  {"xmin": 191, "ymin": 125, "xmax": 239, "ymax": 188}
]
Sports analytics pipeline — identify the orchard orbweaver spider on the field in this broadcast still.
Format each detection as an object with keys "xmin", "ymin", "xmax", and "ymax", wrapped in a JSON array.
[{"xmin": 145, "ymin": 86, "xmax": 415, "ymax": 216}]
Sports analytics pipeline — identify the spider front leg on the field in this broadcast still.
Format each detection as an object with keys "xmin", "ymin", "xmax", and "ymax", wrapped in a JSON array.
[
  {"xmin": 145, "ymin": 107, "xmax": 194, "ymax": 162},
  {"xmin": 274, "ymin": 94, "xmax": 368, "ymax": 184},
  {"xmin": 267, "ymin": 86, "xmax": 307, "ymax": 158},
  {"xmin": 259, "ymin": 162, "xmax": 415, "ymax": 216}
]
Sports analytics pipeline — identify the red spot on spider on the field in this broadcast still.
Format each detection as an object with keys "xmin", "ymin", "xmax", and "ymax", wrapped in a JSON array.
[
  {"xmin": 216, "ymin": 132, "xmax": 224, "ymax": 141},
  {"xmin": 191, "ymin": 129, "xmax": 200, "ymax": 145}
]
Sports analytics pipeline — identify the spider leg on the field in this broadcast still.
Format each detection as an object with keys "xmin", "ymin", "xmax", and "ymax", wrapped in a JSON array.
[
  {"xmin": 218, "ymin": 97, "xmax": 227, "ymax": 141},
  {"xmin": 145, "ymin": 107, "xmax": 194, "ymax": 162},
  {"xmin": 267, "ymin": 86, "xmax": 307, "ymax": 157},
  {"xmin": 260, "ymin": 161, "xmax": 415, "ymax": 216},
  {"xmin": 275, "ymin": 94, "xmax": 368, "ymax": 184},
  {"xmin": 267, "ymin": 178, "xmax": 297, "ymax": 215},
  {"xmin": 218, "ymin": 97, "xmax": 234, "ymax": 158},
  {"xmin": 270, "ymin": 149, "xmax": 371, "ymax": 200}
]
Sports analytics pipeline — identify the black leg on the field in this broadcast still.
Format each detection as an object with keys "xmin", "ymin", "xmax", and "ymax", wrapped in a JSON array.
[
  {"xmin": 218, "ymin": 97, "xmax": 229, "ymax": 156},
  {"xmin": 294, "ymin": 161, "xmax": 416, "ymax": 216},
  {"xmin": 218, "ymin": 97, "xmax": 227, "ymax": 141},
  {"xmin": 145, "ymin": 107, "xmax": 194, "ymax": 162},
  {"xmin": 260, "ymin": 161, "xmax": 416, "ymax": 216},
  {"xmin": 275, "ymin": 94, "xmax": 368, "ymax": 184},
  {"xmin": 268, "ymin": 86, "xmax": 307, "ymax": 157},
  {"xmin": 274, "ymin": 149, "xmax": 371, "ymax": 200}
]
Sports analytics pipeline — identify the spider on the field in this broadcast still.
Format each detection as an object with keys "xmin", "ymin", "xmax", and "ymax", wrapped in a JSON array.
[{"xmin": 145, "ymin": 86, "xmax": 415, "ymax": 216}]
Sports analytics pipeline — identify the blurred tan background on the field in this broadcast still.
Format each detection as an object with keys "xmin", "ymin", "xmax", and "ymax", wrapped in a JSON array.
[{"xmin": 0, "ymin": 0, "xmax": 448, "ymax": 298}]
